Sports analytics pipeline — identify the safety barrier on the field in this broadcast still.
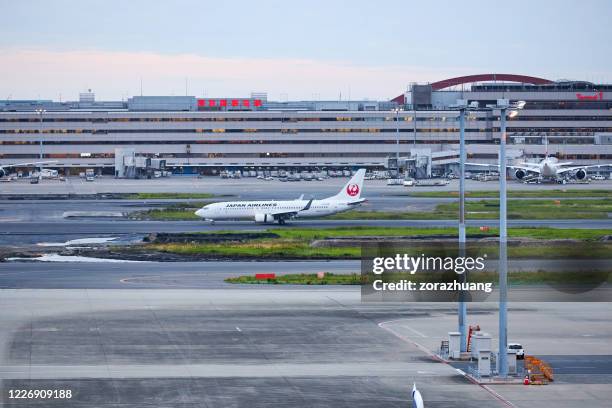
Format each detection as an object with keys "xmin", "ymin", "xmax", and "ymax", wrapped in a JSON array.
[{"xmin": 524, "ymin": 355, "xmax": 554, "ymax": 384}]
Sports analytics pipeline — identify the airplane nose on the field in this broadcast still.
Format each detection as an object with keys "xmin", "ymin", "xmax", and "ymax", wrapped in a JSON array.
[{"xmin": 195, "ymin": 209, "xmax": 204, "ymax": 217}]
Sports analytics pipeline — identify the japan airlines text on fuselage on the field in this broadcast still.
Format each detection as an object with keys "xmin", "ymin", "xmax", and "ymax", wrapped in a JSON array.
[{"xmin": 195, "ymin": 169, "xmax": 366, "ymax": 224}]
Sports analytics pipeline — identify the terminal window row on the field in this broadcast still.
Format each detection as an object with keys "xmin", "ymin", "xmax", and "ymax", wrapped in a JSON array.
[
  {"xmin": 0, "ymin": 128, "xmax": 493, "ymax": 134},
  {"xmin": 4, "ymin": 152, "xmax": 612, "ymax": 160},
  {"xmin": 2, "ymin": 114, "xmax": 612, "ymax": 123}
]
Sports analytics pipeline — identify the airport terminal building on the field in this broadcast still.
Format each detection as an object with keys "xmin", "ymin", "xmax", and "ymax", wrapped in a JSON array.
[{"xmin": 1, "ymin": 74, "xmax": 611, "ymax": 176}]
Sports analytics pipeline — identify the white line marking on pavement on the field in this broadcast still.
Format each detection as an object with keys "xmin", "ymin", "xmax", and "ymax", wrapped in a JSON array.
[{"xmin": 236, "ymin": 326, "xmax": 242, "ymax": 332}]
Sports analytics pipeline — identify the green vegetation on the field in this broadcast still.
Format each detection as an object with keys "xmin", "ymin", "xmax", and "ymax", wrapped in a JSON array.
[
  {"xmin": 137, "ymin": 208, "xmax": 201, "ymax": 220},
  {"xmin": 130, "ymin": 202, "xmax": 208, "ymax": 220},
  {"xmin": 269, "ymin": 226, "xmax": 612, "ymax": 241},
  {"xmin": 149, "ymin": 240, "xmax": 359, "ymax": 258},
  {"xmin": 408, "ymin": 189, "xmax": 612, "ymax": 199},
  {"xmin": 145, "ymin": 226, "xmax": 612, "ymax": 259},
  {"xmin": 225, "ymin": 273, "xmax": 362, "ymax": 285},
  {"xmin": 327, "ymin": 199, "xmax": 612, "ymax": 220},
  {"xmin": 225, "ymin": 270, "xmax": 612, "ymax": 286},
  {"xmin": 127, "ymin": 192, "xmax": 216, "ymax": 199}
]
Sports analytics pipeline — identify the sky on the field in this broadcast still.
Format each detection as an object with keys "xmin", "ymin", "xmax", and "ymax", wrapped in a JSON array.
[{"xmin": 1, "ymin": 0, "xmax": 610, "ymax": 101}]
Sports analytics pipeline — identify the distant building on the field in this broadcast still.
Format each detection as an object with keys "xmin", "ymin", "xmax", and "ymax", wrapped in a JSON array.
[{"xmin": 1, "ymin": 74, "xmax": 611, "ymax": 175}]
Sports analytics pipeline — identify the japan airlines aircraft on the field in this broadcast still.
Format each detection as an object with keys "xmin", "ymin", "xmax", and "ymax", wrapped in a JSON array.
[
  {"xmin": 195, "ymin": 169, "xmax": 366, "ymax": 224},
  {"xmin": 0, "ymin": 161, "xmax": 58, "ymax": 178}
]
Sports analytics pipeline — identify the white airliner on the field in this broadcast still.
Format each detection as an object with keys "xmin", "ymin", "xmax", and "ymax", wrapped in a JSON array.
[
  {"xmin": 0, "ymin": 161, "xmax": 58, "ymax": 178},
  {"xmin": 195, "ymin": 169, "xmax": 366, "ymax": 224},
  {"xmin": 467, "ymin": 139, "xmax": 611, "ymax": 182}
]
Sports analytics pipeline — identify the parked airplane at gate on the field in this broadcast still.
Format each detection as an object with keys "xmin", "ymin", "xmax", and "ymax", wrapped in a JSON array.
[
  {"xmin": 467, "ymin": 138, "xmax": 611, "ymax": 182},
  {"xmin": 468, "ymin": 156, "xmax": 611, "ymax": 182},
  {"xmin": 195, "ymin": 169, "xmax": 366, "ymax": 224}
]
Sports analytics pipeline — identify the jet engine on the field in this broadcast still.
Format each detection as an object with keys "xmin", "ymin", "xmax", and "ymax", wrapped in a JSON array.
[
  {"xmin": 254, "ymin": 213, "xmax": 275, "ymax": 223},
  {"xmin": 514, "ymin": 169, "xmax": 526, "ymax": 180},
  {"xmin": 575, "ymin": 168, "xmax": 587, "ymax": 180},
  {"xmin": 0, "ymin": 168, "xmax": 5, "ymax": 178}
]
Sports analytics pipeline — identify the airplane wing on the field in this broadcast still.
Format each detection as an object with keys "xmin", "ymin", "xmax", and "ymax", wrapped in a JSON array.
[
  {"xmin": 265, "ymin": 199, "xmax": 314, "ymax": 220},
  {"xmin": 557, "ymin": 164, "xmax": 612, "ymax": 174},
  {"xmin": 1, "ymin": 160, "xmax": 58, "ymax": 168},
  {"xmin": 347, "ymin": 198, "xmax": 366, "ymax": 206}
]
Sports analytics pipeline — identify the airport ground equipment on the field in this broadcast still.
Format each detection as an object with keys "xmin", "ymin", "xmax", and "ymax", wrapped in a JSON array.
[
  {"xmin": 466, "ymin": 324, "xmax": 481, "ymax": 352},
  {"xmin": 448, "ymin": 332, "xmax": 461, "ymax": 359},
  {"xmin": 505, "ymin": 350, "xmax": 517, "ymax": 375},
  {"xmin": 439, "ymin": 340, "xmax": 449, "ymax": 360},
  {"xmin": 470, "ymin": 332, "xmax": 492, "ymax": 360},
  {"xmin": 477, "ymin": 349, "xmax": 492, "ymax": 377}
]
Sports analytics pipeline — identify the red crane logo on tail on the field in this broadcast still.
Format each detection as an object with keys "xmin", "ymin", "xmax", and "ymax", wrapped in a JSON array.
[{"xmin": 346, "ymin": 184, "xmax": 359, "ymax": 197}]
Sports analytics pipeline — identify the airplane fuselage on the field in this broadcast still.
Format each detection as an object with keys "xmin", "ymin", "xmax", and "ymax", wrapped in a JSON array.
[
  {"xmin": 195, "ymin": 198, "xmax": 355, "ymax": 221},
  {"xmin": 540, "ymin": 159, "xmax": 559, "ymax": 178}
]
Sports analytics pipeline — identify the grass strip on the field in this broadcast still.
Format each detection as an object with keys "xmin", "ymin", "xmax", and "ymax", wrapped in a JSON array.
[
  {"xmin": 225, "ymin": 273, "xmax": 362, "ymax": 285},
  {"xmin": 127, "ymin": 193, "xmax": 216, "ymax": 199},
  {"xmin": 408, "ymin": 189, "xmax": 612, "ymax": 198},
  {"xmin": 225, "ymin": 271, "xmax": 612, "ymax": 285},
  {"xmin": 145, "ymin": 227, "xmax": 612, "ymax": 259}
]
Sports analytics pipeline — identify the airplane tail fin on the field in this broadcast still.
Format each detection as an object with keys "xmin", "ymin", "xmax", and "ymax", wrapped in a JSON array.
[{"xmin": 331, "ymin": 169, "xmax": 366, "ymax": 202}]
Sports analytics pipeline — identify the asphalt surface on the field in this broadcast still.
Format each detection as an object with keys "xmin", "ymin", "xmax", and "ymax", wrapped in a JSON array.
[
  {"xmin": 1, "ymin": 291, "xmax": 611, "ymax": 407},
  {"xmin": 0, "ymin": 290, "xmax": 506, "ymax": 408},
  {"xmin": 3, "ymin": 219, "xmax": 612, "ymax": 246},
  {"xmin": 0, "ymin": 261, "xmax": 358, "ymax": 289},
  {"xmin": 2, "ymin": 175, "xmax": 610, "ymax": 196},
  {"xmin": 0, "ymin": 177, "xmax": 610, "ymax": 407},
  {"xmin": 1, "ymin": 260, "xmax": 611, "ymax": 290}
]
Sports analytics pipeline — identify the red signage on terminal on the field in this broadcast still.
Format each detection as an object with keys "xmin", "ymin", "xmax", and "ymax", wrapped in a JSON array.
[
  {"xmin": 576, "ymin": 91, "xmax": 603, "ymax": 101},
  {"xmin": 197, "ymin": 98, "xmax": 262, "ymax": 108}
]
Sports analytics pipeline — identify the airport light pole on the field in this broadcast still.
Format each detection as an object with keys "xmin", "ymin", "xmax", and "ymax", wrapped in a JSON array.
[
  {"xmin": 450, "ymin": 99, "xmax": 478, "ymax": 353},
  {"xmin": 35, "ymin": 108, "xmax": 46, "ymax": 179},
  {"xmin": 488, "ymin": 99, "xmax": 524, "ymax": 377},
  {"xmin": 458, "ymin": 103, "xmax": 467, "ymax": 352}
]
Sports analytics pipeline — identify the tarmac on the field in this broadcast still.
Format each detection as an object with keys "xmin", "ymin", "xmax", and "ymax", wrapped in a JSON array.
[
  {"xmin": 0, "ymin": 289, "xmax": 610, "ymax": 407},
  {"xmin": 0, "ymin": 176, "xmax": 610, "ymax": 407},
  {"xmin": 3, "ymin": 219, "xmax": 612, "ymax": 247},
  {"xmin": 1, "ymin": 289, "xmax": 510, "ymax": 408},
  {"xmin": 1, "ymin": 175, "xmax": 610, "ymax": 196},
  {"xmin": 382, "ymin": 302, "xmax": 612, "ymax": 407}
]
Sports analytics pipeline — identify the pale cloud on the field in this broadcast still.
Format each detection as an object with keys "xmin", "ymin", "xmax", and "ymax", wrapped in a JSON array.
[{"xmin": 0, "ymin": 48, "xmax": 474, "ymax": 101}]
